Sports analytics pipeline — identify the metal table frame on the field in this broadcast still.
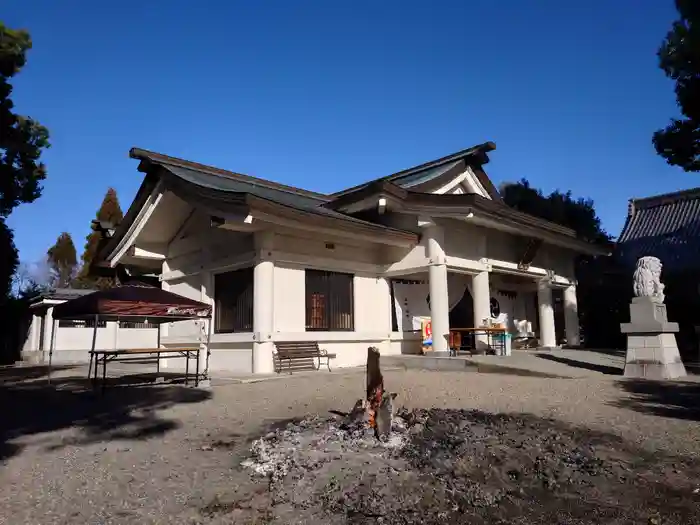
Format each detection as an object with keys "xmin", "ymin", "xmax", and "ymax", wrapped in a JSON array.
[
  {"xmin": 449, "ymin": 327, "xmax": 507, "ymax": 356},
  {"xmin": 89, "ymin": 347, "xmax": 201, "ymax": 393}
]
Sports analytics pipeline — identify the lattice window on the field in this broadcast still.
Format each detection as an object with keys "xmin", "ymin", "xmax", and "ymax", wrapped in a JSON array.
[
  {"xmin": 305, "ymin": 270, "xmax": 354, "ymax": 331},
  {"xmin": 214, "ymin": 267, "xmax": 254, "ymax": 333}
]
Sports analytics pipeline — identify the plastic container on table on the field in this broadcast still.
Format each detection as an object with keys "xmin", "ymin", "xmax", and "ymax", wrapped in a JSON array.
[
  {"xmin": 492, "ymin": 333, "xmax": 513, "ymax": 356},
  {"xmin": 503, "ymin": 333, "xmax": 512, "ymax": 356}
]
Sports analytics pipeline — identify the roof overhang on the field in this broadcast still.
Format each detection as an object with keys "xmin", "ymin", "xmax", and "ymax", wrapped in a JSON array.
[
  {"xmin": 95, "ymin": 155, "xmax": 419, "ymax": 270},
  {"xmin": 415, "ymin": 194, "xmax": 609, "ymax": 255},
  {"xmin": 245, "ymin": 194, "xmax": 417, "ymax": 247},
  {"xmin": 326, "ymin": 181, "xmax": 608, "ymax": 255},
  {"xmin": 330, "ymin": 141, "xmax": 500, "ymax": 200}
]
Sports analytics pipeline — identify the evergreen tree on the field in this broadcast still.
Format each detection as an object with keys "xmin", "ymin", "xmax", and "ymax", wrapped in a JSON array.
[
  {"xmin": 499, "ymin": 179, "xmax": 610, "ymax": 244},
  {"xmin": 47, "ymin": 232, "xmax": 77, "ymax": 288},
  {"xmin": 501, "ymin": 180, "xmax": 620, "ymax": 349},
  {"xmin": 0, "ymin": 23, "xmax": 50, "ymax": 300},
  {"xmin": 75, "ymin": 188, "xmax": 124, "ymax": 288},
  {"xmin": 0, "ymin": 220, "xmax": 18, "ymax": 300},
  {"xmin": 653, "ymin": 0, "xmax": 700, "ymax": 172}
]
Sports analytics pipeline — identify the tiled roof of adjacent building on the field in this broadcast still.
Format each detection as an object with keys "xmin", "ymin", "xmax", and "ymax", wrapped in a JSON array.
[
  {"xmin": 616, "ymin": 187, "xmax": 700, "ymax": 271},
  {"xmin": 30, "ymin": 287, "xmax": 95, "ymax": 307}
]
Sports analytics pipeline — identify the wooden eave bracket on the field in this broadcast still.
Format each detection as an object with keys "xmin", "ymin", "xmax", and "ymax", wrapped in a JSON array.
[{"xmin": 517, "ymin": 237, "xmax": 543, "ymax": 270}]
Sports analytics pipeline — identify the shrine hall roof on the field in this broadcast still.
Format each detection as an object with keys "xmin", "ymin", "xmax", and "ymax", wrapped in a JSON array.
[{"xmin": 616, "ymin": 187, "xmax": 700, "ymax": 272}]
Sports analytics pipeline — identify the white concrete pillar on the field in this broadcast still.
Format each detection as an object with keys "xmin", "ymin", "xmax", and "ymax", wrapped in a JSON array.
[
  {"xmin": 43, "ymin": 307, "xmax": 54, "ymax": 361},
  {"xmin": 30, "ymin": 315, "xmax": 39, "ymax": 351},
  {"xmin": 563, "ymin": 284, "xmax": 580, "ymax": 347},
  {"xmin": 253, "ymin": 231, "xmax": 275, "ymax": 374},
  {"xmin": 160, "ymin": 259, "xmax": 170, "ymax": 339},
  {"xmin": 425, "ymin": 223, "xmax": 450, "ymax": 353},
  {"xmin": 537, "ymin": 280, "xmax": 557, "ymax": 348},
  {"xmin": 471, "ymin": 270, "xmax": 491, "ymax": 350}
]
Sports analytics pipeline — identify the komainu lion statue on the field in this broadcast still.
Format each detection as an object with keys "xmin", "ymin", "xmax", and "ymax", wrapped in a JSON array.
[{"xmin": 632, "ymin": 256, "xmax": 665, "ymax": 303}]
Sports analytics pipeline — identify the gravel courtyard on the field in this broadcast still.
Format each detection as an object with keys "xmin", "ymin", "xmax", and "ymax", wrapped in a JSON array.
[{"xmin": 1, "ymin": 365, "xmax": 700, "ymax": 524}]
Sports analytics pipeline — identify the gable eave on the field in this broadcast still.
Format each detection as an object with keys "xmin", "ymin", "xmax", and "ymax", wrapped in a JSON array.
[{"xmin": 329, "ymin": 142, "xmax": 498, "ymax": 199}]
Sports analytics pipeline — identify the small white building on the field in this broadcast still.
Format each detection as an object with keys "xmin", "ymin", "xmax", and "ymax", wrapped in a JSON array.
[
  {"xmin": 23, "ymin": 288, "xmax": 158, "ymax": 364},
  {"xmin": 91, "ymin": 143, "xmax": 605, "ymax": 374}
]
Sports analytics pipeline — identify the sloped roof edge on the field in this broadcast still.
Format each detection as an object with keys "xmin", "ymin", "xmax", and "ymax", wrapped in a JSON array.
[{"xmin": 329, "ymin": 141, "xmax": 498, "ymax": 199}]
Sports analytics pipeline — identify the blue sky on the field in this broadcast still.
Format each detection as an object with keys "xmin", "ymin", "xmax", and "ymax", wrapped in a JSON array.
[{"xmin": 4, "ymin": 1, "xmax": 692, "ymax": 264}]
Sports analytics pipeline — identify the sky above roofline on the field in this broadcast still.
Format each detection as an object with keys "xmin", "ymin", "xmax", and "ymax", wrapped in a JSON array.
[{"xmin": 3, "ymin": 1, "xmax": 697, "ymax": 264}]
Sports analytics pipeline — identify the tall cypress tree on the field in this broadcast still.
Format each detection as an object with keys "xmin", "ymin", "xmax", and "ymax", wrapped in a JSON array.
[
  {"xmin": 75, "ymin": 188, "xmax": 124, "ymax": 288},
  {"xmin": 47, "ymin": 232, "xmax": 77, "ymax": 288},
  {"xmin": 0, "ymin": 23, "xmax": 50, "ymax": 300}
]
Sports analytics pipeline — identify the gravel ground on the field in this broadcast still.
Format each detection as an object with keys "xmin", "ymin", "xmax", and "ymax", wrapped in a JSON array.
[{"xmin": 1, "ymin": 366, "xmax": 700, "ymax": 524}]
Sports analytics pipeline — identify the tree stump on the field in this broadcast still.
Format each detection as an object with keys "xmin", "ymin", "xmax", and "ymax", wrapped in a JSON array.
[{"xmin": 366, "ymin": 346, "xmax": 384, "ymax": 429}]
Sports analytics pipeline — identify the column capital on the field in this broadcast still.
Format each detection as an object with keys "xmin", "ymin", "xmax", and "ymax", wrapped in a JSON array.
[
  {"xmin": 254, "ymin": 229, "xmax": 275, "ymax": 251},
  {"xmin": 257, "ymin": 249, "xmax": 275, "ymax": 263},
  {"xmin": 537, "ymin": 277, "xmax": 552, "ymax": 288},
  {"xmin": 417, "ymin": 216, "xmax": 438, "ymax": 228}
]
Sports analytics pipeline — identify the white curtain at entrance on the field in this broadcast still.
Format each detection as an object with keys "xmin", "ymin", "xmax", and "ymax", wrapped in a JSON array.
[
  {"xmin": 392, "ymin": 273, "xmax": 470, "ymax": 332},
  {"xmin": 392, "ymin": 281, "xmax": 429, "ymax": 331}
]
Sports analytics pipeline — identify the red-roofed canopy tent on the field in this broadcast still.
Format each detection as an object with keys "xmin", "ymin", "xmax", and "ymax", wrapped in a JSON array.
[{"xmin": 47, "ymin": 285, "xmax": 213, "ymax": 382}]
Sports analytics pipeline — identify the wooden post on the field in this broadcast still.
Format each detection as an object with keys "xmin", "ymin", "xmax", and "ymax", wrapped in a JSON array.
[{"xmin": 366, "ymin": 346, "xmax": 384, "ymax": 428}]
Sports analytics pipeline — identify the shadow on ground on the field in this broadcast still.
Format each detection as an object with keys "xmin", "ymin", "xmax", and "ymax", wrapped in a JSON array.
[
  {"xmin": 536, "ymin": 353, "xmax": 623, "ymax": 375},
  {"xmin": 614, "ymin": 379, "xmax": 700, "ymax": 421},
  {"xmin": 0, "ymin": 364, "xmax": 212, "ymax": 461}
]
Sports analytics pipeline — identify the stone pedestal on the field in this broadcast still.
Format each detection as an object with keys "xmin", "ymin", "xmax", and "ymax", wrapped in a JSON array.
[{"xmin": 620, "ymin": 297, "xmax": 686, "ymax": 379}]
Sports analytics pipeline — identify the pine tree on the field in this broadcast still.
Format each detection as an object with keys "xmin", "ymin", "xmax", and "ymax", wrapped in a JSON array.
[
  {"xmin": 653, "ymin": 0, "xmax": 700, "ymax": 171},
  {"xmin": 47, "ymin": 232, "xmax": 77, "ymax": 288},
  {"xmin": 75, "ymin": 188, "xmax": 124, "ymax": 288},
  {"xmin": 0, "ymin": 23, "xmax": 50, "ymax": 300}
]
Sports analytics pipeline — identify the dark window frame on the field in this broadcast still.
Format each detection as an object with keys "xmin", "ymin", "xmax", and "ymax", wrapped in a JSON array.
[
  {"xmin": 119, "ymin": 320, "xmax": 158, "ymax": 329},
  {"xmin": 214, "ymin": 267, "xmax": 254, "ymax": 334},
  {"xmin": 305, "ymin": 269, "xmax": 354, "ymax": 332},
  {"xmin": 58, "ymin": 319, "xmax": 107, "ymax": 328}
]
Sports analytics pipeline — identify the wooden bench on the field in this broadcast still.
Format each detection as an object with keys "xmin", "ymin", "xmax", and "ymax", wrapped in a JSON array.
[
  {"xmin": 273, "ymin": 341, "xmax": 335, "ymax": 374},
  {"xmin": 89, "ymin": 346, "xmax": 201, "ymax": 393}
]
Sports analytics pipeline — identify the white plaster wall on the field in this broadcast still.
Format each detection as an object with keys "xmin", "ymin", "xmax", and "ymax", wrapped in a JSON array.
[
  {"xmin": 156, "ymin": 229, "xmax": 410, "ymax": 374},
  {"xmin": 274, "ymin": 264, "xmax": 305, "ymax": 332},
  {"xmin": 43, "ymin": 322, "xmax": 158, "ymax": 364},
  {"xmin": 22, "ymin": 315, "xmax": 39, "ymax": 354},
  {"xmin": 161, "ymin": 341, "xmax": 253, "ymax": 375},
  {"xmin": 167, "ymin": 274, "xmax": 203, "ymax": 339},
  {"xmin": 485, "ymin": 230, "xmax": 520, "ymax": 262},
  {"xmin": 118, "ymin": 328, "xmax": 159, "ymax": 348},
  {"xmin": 387, "ymin": 242, "xmax": 428, "ymax": 270},
  {"xmin": 443, "ymin": 223, "xmax": 486, "ymax": 261},
  {"xmin": 532, "ymin": 245, "xmax": 576, "ymax": 280},
  {"xmin": 271, "ymin": 261, "xmax": 395, "ymax": 369},
  {"xmin": 274, "ymin": 231, "xmax": 379, "ymax": 266},
  {"xmin": 354, "ymin": 275, "xmax": 392, "ymax": 334}
]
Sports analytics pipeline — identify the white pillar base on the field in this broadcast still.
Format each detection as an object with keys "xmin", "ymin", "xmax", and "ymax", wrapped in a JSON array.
[{"xmin": 252, "ymin": 340, "xmax": 275, "ymax": 374}]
